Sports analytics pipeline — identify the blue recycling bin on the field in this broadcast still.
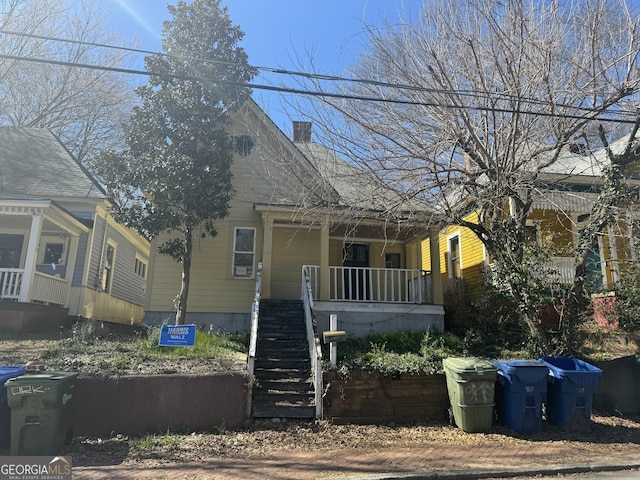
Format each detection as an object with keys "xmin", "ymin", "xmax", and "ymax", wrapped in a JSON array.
[
  {"xmin": 491, "ymin": 360, "xmax": 548, "ymax": 433},
  {"xmin": 1, "ymin": 366, "xmax": 26, "ymax": 450},
  {"xmin": 540, "ymin": 356, "xmax": 602, "ymax": 432}
]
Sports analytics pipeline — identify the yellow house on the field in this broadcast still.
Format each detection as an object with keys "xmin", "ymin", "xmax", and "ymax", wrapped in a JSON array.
[
  {"xmin": 422, "ymin": 138, "xmax": 640, "ymax": 298},
  {"xmin": 144, "ymin": 99, "xmax": 445, "ymax": 336}
]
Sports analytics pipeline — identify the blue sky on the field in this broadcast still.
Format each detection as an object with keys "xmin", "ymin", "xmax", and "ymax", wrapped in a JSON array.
[{"xmin": 105, "ymin": 0, "xmax": 422, "ymax": 134}]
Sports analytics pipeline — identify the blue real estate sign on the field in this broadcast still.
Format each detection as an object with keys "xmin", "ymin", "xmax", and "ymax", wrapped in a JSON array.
[{"xmin": 158, "ymin": 324, "xmax": 196, "ymax": 347}]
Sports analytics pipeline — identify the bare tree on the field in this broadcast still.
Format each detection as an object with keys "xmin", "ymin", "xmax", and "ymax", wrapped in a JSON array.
[
  {"xmin": 294, "ymin": 0, "xmax": 640, "ymax": 353},
  {"xmin": 0, "ymin": 0, "xmax": 136, "ymax": 163}
]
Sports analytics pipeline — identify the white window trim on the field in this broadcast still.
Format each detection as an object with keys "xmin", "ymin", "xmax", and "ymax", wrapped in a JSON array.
[
  {"xmin": 232, "ymin": 227, "xmax": 256, "ymax": 279},
  {"xmin": 447, "ymin": 232, "xmax": 462, "ymax": 279},
  {"xmin": 134, "ymin": 253, "xmax": 148, "ymax": 279},
  {"xmin": 101, "ymin": 239, "xmax": 117, "ymax": 293}
]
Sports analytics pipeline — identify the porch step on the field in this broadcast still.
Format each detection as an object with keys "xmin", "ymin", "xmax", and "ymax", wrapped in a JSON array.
[
  {"xmin": 252, "ymin": 299, "xmax": 315, "ymax": 420},
  {"xmin": 255, "ymin": 358, "xmax": 310, "ymax": 370}
]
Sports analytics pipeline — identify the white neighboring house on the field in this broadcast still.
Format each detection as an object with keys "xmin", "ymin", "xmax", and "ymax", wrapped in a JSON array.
[{"xmin": 0, "ymin": 127, "xmax": 150, "ymax": 332}]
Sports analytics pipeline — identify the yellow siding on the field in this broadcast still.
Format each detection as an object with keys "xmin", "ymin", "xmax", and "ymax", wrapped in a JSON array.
[
  {"xmin": 421, "ymin": 211, "xmax": 486, "ymax": 290},
  {"xmin": 271, "ymin": 227, "xmax": 321, "ymax": 298}
]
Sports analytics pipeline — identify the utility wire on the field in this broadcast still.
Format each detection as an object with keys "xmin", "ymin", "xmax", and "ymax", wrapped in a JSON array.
[
  {"xmin": 1, "ymin": 28, "xmax": 639, "ymax": 120},
  {"xmin": 0, "ymin": 52, "xmax": 637, "ymax": 125}
]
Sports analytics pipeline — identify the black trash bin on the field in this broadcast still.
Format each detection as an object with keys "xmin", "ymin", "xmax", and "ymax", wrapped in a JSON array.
[
  {"xmin": 540, "ymin": 356, "xmax": 601, "ymax": 432},
  {"xmin": 5, "ymin": 371, "xmax": 78, "ymax": 455},
  {"xmin": 492, "ymin": 360, "xmax": 548, "ymax": 433}
]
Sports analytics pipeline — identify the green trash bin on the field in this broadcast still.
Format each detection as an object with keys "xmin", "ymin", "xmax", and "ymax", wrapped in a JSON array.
[
  {"xmin": 4, "ymin": 371, "xmax": 78, "ymax": 456},
  {"xmin": 443, "ymin": 357, "xmax": 497, "ymax": 433}
]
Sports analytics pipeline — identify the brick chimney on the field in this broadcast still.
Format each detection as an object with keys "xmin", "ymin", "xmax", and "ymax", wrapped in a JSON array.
[{"xmin": 293, "ymin": 121, "xmax": 312, "ymax": 143}]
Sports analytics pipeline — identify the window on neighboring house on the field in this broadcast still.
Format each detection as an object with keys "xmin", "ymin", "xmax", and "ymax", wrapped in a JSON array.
[
  {"xmin": 43, "ymin": 243, "xmax": 64, "ymax": 264},
  {"xmin": 232, "ymin": 227, "xmax": 255, "ymax": 278},
  {"xmin": 101, "ymin": 242, "xmax": 116, "ymax": 293},
  {"xmin": 135, "ymin": 257, "xmax": 147, "ymax": 279},
  {"xmin": 524, "ymin": 225, "xmax": 538, "ymax": 245},
  {"xmin": 449, "ymin": 235, "xmax": 461, "ymax": 279}
]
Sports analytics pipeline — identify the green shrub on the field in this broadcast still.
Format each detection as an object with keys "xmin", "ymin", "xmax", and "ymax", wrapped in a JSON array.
[{"xmin": 615, "ymin": 262, "xmax": 640, "ymax": 332}]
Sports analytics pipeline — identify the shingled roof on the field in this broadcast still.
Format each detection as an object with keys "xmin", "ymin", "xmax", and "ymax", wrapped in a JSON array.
[{"xmin": 0, "ymin": 127, "xmax": 105, "ymax": 200}]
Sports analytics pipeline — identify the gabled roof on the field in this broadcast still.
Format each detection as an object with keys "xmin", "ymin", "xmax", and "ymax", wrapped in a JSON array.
[
  {"xmin": 294, "ymin": 141, "xmax": 432, "ymax": 215},
  {"xmin": 540, "ymin": 132, "xmax": 640, "ymax": 179},
  {"xmin": 0, "ymin": 127, "xmax": 105, "ymax": 201}
]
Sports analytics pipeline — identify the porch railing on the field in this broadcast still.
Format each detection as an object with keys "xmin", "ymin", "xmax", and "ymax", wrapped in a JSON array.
[
  {"xmin": 0, "ymin": 268, "xmax": 23, "ymax": 300},
  {"xmin": 0, "ymin": 269, "xmax": 71, "ymax": 306},
  {"xmin": 488, "ymin": 257, "xmax": 580, "ymax": 287},
  {"xmin": 246, "ymin": 262, "xmax": 263, "ymax": 418},
  {"xmin": 304, "ymin": 265, "xmax": 432, "ymax": 304},
  {"xmin": 31, "ymin": 272, "xmax": 70, "ymax": 306},
  {"xmin": 301, "ymin": 266, "xmax": 323, "ymax": 419}
]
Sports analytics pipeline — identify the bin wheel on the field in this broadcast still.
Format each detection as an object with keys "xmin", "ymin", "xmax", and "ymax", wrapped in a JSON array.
[{"xmin": 446, "ymin": 407, "xmax": 454, "ymax": 426}]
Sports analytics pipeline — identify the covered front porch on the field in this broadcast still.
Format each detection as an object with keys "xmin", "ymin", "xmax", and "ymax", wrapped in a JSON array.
[
  {"xmin": 256, "ymin": 207, "xmax": 445, "ymax": 337},
  {"xmin": 0, "ymin": 200, "xmax": 89, "ymax": 330}
]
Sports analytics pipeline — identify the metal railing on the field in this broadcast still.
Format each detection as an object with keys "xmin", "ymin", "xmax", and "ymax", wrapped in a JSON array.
[
  {"xmin": 301, "ymin": 265, "xmax": 323, "ymax": 419},
  {"xmin": 246, "ymin": 262, "xmax": 263, "ymax": 418},
  {"xmin": 304, "ymin": 265, "xmax": 432, "ymax": 304}
]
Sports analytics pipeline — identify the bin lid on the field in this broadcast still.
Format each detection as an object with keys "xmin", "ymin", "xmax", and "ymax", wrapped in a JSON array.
[
  {"xmin": 3, "ymin": 371, "xmax": 78, "ymax": 384},
  {"xmin": 0, "ymin": 366, "xmax": 26, "ymax": 384},
  {"xmin": 492, "ymin": 359, "xmax": 548, "ymax": 372},
  {"xmin": 539, "ymin": 356, "xmax": 602, "ymax": 376},
  {"xmin": 443, "ymin": 357, "xmax": 497, "ymax": 375},
  {"xmin": 492, "ymin": 359, "xmax": 549, "ymax": 385}
]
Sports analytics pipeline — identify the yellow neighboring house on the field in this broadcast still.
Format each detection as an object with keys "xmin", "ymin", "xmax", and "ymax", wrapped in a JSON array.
[
  {"xmin": 0, "ymin": 128, "xmax": 150, "ymax": 332},
  {"xmin": 144, "ymin": 99, "xmax": 445, "ymax": 336},
  {"xmin": 423, "ymin": 137, "xmax": 640, "ymax": 298}
]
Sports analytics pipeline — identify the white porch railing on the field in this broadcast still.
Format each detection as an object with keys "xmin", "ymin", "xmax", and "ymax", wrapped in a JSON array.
[
  {"xmin": 304, "ymin": 265, "xmax": 433, "ymax": 304},
  {"xmin": 0, "ymin": 268, "xmax": 70, "ymax": 306},
  {"xmin": 31, "ymin": 272, "xmax": 70, "ymax": 306},
  {"xmin": 0, "ymin": 268, "xmax": 23, "ymax": 300},
  {"xmin": 488, "ymin": 257, "xmax": 579, "ymax": 287},
  {"xmin": 547, "ymin": 257, "xmax": 577, "ymax": 284}
]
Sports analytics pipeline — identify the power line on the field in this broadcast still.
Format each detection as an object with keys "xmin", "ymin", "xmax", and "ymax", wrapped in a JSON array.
[
  {"xmin": 1, "ymin": 28, "xmax": 638, "ymax": 120},
  {"xmin": 0, "ymin": 50, "xmax": 638, "ymax": 124}
]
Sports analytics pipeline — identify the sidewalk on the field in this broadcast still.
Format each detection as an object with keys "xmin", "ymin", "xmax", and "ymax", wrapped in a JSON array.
[{"xmin": 73, "ymin": 443, "xmax": 640, "ymax": 480}]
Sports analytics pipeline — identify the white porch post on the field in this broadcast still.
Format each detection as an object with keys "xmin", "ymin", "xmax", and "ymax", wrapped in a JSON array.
[
  {"xmin": 429, "ymin": 227, "xmax": 443, "ymax": 305},
  {"xmin": 261, "ymin": 214, "xmax": 273, "ymax": 298},
  {"xmin": 19, "ymin": 214, "xmax": 43, "ymax": 302},
  {"xmin": 607, "ymin": 225, "xmax": 619, "ymax": 286},
  {"xmin": 627, "ymin": 213, "xmax": 637, "ymax": 262},
  {"xmin": 320, "ymin": 220, "xmax": 330, "ymax": 300},
  {"xmin": 63, "ymin": 235, "xmax": 80, "ymax": 307}
]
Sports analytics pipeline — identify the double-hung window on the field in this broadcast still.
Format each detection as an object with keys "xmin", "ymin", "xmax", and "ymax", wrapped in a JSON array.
[
  {"xmin": 232, "ymin": 227, "xmax": 256, "ymax": 278},
  {"xmin": 449, "ymin": 235, "xmax": 461, "ymax": 279}
]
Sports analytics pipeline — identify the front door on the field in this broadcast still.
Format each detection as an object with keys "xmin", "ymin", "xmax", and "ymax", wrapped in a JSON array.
[{"xmin": 343, "ymin": 243, "xmax": 370, "ymax": 300}]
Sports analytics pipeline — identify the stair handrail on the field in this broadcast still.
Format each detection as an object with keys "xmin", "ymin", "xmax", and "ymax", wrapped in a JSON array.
[
  {"xmin": 246, "ymin": 262, "xmax": 263, "ymax": 417},
  {"xmin": 301, "ymin": 265, "xmax": 323, "ymax": 419}
]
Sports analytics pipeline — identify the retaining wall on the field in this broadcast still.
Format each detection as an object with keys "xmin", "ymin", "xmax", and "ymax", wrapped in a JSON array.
[
  {"xmin": 72, "ymin": 373, "xmax": 248, "ymax": 436},
  {"xmin": 323, "ymin": 371, "xmax": 450, "ymax": 424}
]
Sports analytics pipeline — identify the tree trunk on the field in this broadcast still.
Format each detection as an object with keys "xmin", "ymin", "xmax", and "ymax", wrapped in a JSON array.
[{"xmin": 175, "ymin": 229, "xmax": 192, "ymax": 326}]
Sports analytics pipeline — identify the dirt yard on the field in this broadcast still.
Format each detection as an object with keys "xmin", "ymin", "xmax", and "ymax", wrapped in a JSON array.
[
  {"xmin": 1, "ymin": 326, "xmax": 639, "ymax": 467},
  {"xmin": 0, "ymin": 327, "xmax": 245, "ymax": 378}
]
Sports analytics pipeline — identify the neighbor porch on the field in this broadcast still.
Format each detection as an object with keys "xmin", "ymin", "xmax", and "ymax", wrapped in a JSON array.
[{"xmin": 0, "ymin": 200, "xmax": 89, "ymax": 329}]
